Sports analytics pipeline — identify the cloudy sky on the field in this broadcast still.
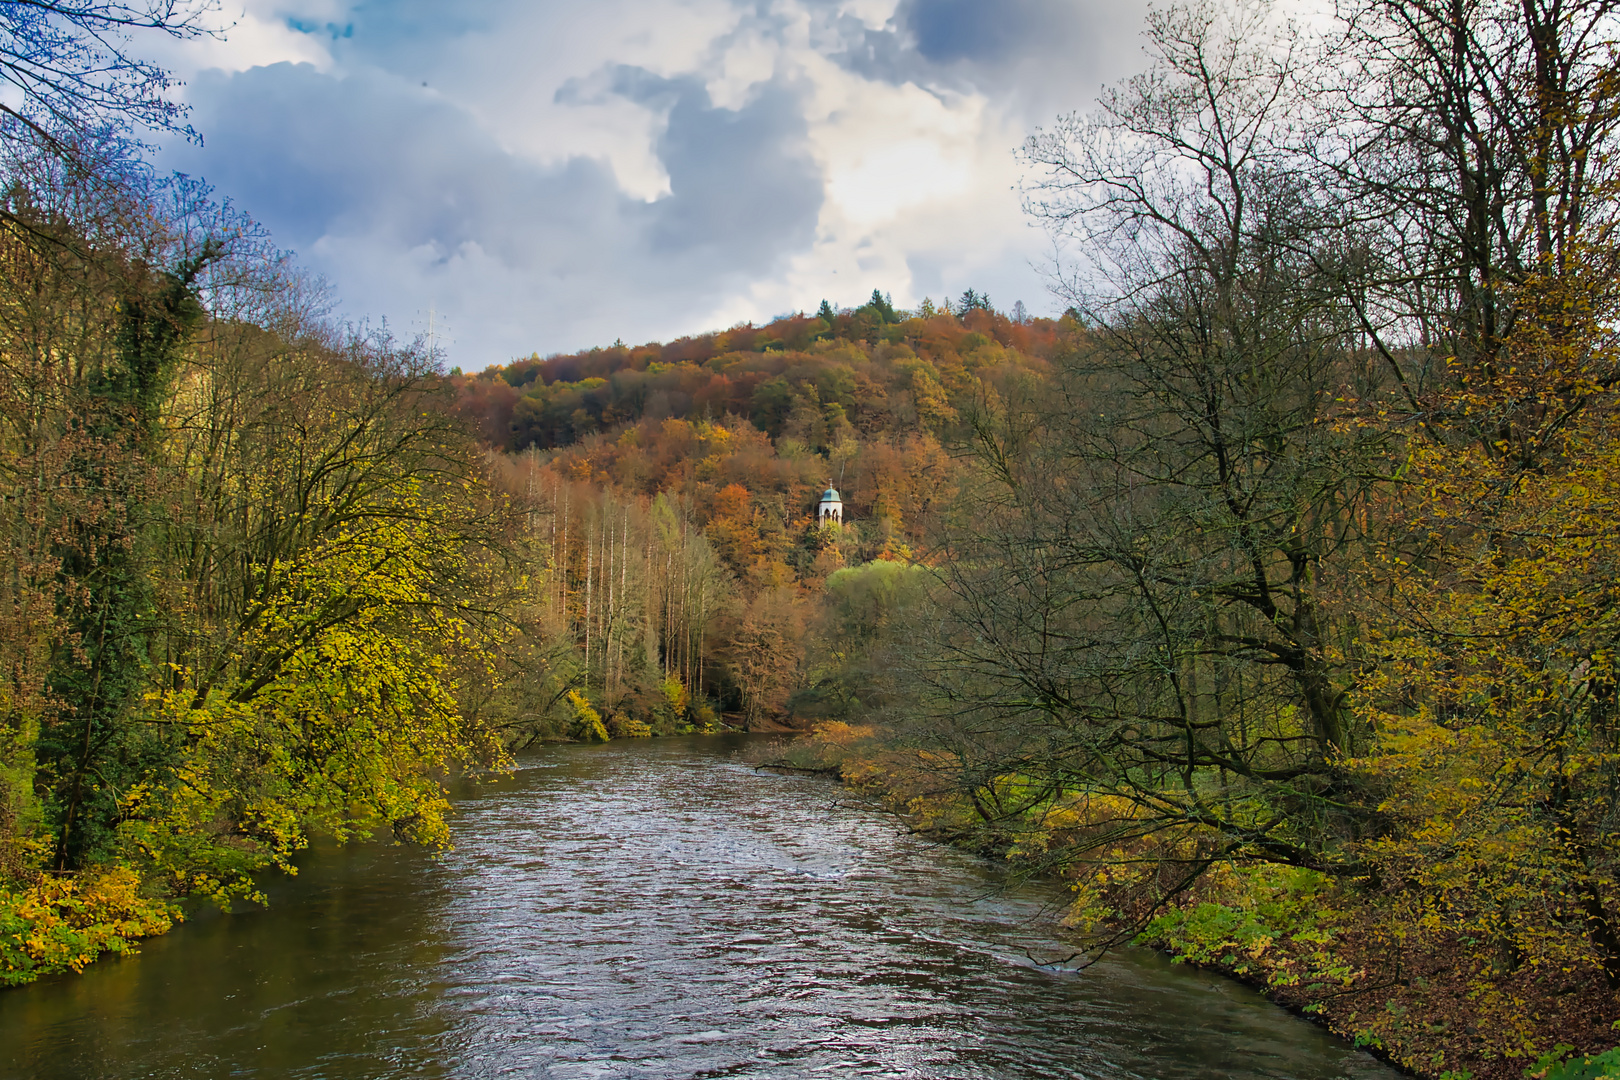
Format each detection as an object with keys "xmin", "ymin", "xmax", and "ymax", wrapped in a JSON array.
[{"xmin": 149, "ymin": 0, "xmax": 1150, "ymax": 368}]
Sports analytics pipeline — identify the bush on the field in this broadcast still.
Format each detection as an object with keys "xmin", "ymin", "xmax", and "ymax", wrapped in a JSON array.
[{"xmin": 0, "ymin": 867, "xmax": 175, "ymax": 986}]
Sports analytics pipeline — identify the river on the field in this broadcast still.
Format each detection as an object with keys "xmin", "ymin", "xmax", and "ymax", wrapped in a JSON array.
[{"xmin": 0, "ymin": 735, "xmax": 1403, "ymax": 1079}]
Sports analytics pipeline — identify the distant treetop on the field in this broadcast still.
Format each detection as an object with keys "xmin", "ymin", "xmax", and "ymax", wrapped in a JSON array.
[
  {"xmin": 449, "ymin": 299, "xmax": 1070, "ymax": 452},
  {"xmin": 958, "ymin": 288, "xmax": 991, "ymax": 314}
]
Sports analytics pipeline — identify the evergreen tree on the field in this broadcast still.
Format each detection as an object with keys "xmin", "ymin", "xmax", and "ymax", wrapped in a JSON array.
[{"xmin": 867, "ymin": 288, "xmax": 898, "ymax": 323}]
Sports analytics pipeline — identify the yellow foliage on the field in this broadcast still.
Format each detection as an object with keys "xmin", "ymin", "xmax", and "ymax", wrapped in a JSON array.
[
  {"xmin": 660, "ymin": 673, "xmax": 687, "ymax": 717},
  {"xmin": 810, "ymin": 720, "xmax": 873, "ymax": 745},
  {"xmin": 0, "ymin": 866, "xmax": 176, "ymax": 985},
  {"xmin": 608, "ymin": 712, "xmax": 653, "ymax": 738},
  {"xmin": 568, "ymin": 690, "xmax": 610, "ymax": 742},
  {"xmin": 1349, "ymin": 403, "xmax": 1620, "ymax": 996},
  {"xmin": 118, "ymin": 483, "xmax": 511, "ymax": 903}
]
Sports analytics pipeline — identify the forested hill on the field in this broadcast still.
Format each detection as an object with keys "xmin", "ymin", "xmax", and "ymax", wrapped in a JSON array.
[
  {"xmin": 452, "ymin": 296, "xmax": 1068, "ymax": 455},
  {"xmin": 429, "ymin": 293, "xmax": 1069, "ymax": 749},
  {"xmin": 446, "ymin": 293, "xmax": 1069, "ymax": 590}
]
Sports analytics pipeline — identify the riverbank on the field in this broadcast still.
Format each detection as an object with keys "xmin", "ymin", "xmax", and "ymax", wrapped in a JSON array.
[
  {"xmin": 750, "ymin": 724, "xmax": 1620, "ymax": 1080},
  {"xmin": 0, "ymin": 714, "xmax": 728, "ymax": 989},
  {"xmin": 8, "ymin": 721, "xmax": 1611, "ymax": 1079}
]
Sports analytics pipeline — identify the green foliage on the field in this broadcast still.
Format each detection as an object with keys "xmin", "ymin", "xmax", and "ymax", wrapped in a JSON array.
[
  {"xmin": 793, "ymin": 560, "xmax": 929, "ymax": 723},
  {"xmin": 750, "ymin": 375, "xmax": 796, "ymax": 437},
  {"xmin": 865, "ymin": 289, "xmax": 898, "ymax": 324},
  {"xmin": 821, "ymin": 560, "xmax": 930, "ymax": 647},
  {"xmin": 1532, "ymin": 1047, "xmax": 1620, "ymax": 1080},
  {"xmin": 957, "ymin": 288, "xmax": 990, "ymax": 314},
  {"xmin": 1136, "ymin": 867, "xmax": 1352, "ymax": 991}
]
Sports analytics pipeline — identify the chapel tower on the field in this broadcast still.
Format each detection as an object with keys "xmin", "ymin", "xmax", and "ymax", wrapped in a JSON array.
[{"xmin": 817, "ymin": 485, "xmax": 843, "ymax": 526}]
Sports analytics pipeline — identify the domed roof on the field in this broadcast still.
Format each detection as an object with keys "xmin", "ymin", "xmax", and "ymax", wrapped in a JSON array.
[{"xmin": 820, "ymin": 487, "xmax": 842, "ymax": 502}]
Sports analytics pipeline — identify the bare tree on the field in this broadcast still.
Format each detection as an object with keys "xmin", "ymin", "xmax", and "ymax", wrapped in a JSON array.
[
  {"xmin": 0, "ymin": 0, "xmax": 218, "ymax": 145},
  {"xmin": 1324, "ymin": 0, "xmax": 1620, "ymax": 457},
  {"xmin": 897, "ymin": 1, "xmax": 1396, "ymax": 933}
]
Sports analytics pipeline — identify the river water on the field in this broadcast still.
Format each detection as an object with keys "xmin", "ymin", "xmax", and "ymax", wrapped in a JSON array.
[{"xmin": 0, "ymin": 736, "xmax": 1402, "ymax": 1080}]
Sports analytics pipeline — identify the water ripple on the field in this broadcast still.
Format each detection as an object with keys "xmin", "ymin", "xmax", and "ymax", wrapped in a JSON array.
[{"xmin": 0, "ymin": 736, "xmax": 1402, "ymax": 1080}]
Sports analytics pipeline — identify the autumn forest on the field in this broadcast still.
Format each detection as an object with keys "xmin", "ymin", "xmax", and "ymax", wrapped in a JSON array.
[{"xmin": 5, "ymin": 0, "xmax": 1620, "ymax": 1077}]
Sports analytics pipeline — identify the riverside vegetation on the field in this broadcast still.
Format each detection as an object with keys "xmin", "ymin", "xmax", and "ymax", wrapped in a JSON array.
[
  {"xmin": 751, "ymin": 3, "xmax": 1620, "ymax": 1077},
  {"xmin": 4, "ymin": 2, "xmax": 1620, "ymax": 1079}
]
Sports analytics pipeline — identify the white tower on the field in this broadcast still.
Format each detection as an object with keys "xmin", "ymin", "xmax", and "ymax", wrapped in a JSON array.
[{"xmin": 817, "ymin": 485, "xmax": 843, "ymax": 526}]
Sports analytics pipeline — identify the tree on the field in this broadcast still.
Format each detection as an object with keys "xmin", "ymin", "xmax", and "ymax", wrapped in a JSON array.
[
  {"xmin": 1323, "ymin": 0, "xmax": 1620, "ymax": 1017},
  {"xmin": 867, "ymin": 288, "xmax": 898, "ymax": 323},
  {"xmin": 898, "ymin": 0, "xmax": 1395, "ymax": 934},
  {"xmin": 723, "ymin": 586, "xmax": 807, "ymax": 726},
  {"xmin": 0, "ymin": 154, "xmax": 271, "ymax": 875},
  {"xmin": 1351, "ymin": 420, "xmax": 1620, "ymax": 993},
  {"xmin": 0, "ymin": 1, "xmax": 215, "ymax": 142},
  {"xmin": 957, "ymin": 288, "xmax": 991, "ymax": 314},
  {"xmin": 935, "ymin": 0, "xmax": 1620, "ymax": 1056},
  {"xmin": 38, "ymin": 238, "xmax": 221, "ymax": 871},
  {"xmin": 0, "ymin": 132, "xmax": 521, "ymax": 903},
  {"xmin": 1325, "ymin": 0, "xmax": 1620, "ymax": 459},
  {"xmin": 795, "ymin": 559, "xmax": 931, "ymax": 721}
]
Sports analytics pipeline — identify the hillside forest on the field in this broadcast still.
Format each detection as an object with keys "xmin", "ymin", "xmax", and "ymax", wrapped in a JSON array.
[{"xmin": 4, "ymin": 0, "xmax": 1620, "ymax": 1078}]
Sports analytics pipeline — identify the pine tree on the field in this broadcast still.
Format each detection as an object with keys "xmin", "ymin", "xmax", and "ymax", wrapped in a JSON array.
[
  {"xmin": 958, "ymin": 288, "xmax": 991, "ymax": 314},
  {"xmin": 868, "ymin": 288, "xmax": 898, "ymax": 323}
]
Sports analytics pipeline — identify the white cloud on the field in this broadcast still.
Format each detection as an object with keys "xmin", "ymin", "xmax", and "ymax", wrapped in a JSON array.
[
  {"xmin": 150, "ymin": 1, "xmax": 338, "ymax": 81},
  {"xmin": 811, "ymin": 75, "xmax": 984, "ymax": 229},
  {"xmin": 153, "ymin": 0, "xmax": 1148, "ymax": 365}
]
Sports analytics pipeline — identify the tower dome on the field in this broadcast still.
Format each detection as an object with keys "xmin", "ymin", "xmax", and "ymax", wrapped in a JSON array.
[{"xmin": 817, "ymin": 485, "xmax": 843, "ymax": 526}]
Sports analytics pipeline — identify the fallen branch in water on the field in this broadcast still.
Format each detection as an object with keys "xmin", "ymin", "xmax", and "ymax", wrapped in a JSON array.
[
  {"xmin": 1024, "ymin": 949, "xmax": 1100, "ymax": 973},
  {"xmin": 753, "ymin": 761, "xmax": 842, "ymax": 776}
]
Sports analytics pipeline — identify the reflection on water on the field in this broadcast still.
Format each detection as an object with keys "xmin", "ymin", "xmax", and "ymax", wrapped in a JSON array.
[{"xmin": 0, "ymin": 736, "xmax": 1402, "ymax": 1079}]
